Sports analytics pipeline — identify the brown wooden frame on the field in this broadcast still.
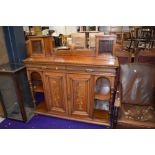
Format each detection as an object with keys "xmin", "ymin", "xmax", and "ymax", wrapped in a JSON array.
[
  {"xmin": 95, "ymin": 35, "xmax": 117, "ymax": 57},
  {"xmin": 28, "ymin": 36, "xmax": 54, "ymax": 57}
]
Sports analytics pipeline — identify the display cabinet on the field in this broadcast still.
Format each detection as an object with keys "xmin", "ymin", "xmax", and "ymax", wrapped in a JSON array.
[
  {"xmin": 0, "ymin": 63, "xmax": 34, "ymax": 121},
  {"xmin": 93, "ymin": 76, "xmax": 111, "ymax": 121},
  {"xmin": 24, "ymin": 33, "xmax": 119, "ymax": 127},
  {"xmin": 95, "ymin": 35, "xmax": 117, "ymax": 57},
  {"xmin": 27, "ymin": 36, "xmax": 55, "ymax": 57}
]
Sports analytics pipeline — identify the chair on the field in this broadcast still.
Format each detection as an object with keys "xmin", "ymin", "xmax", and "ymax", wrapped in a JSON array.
[
  {"xmin": 134, "ymin": 48, "xmax": 155, "ymax": 64},
  {"xmin": 115, "ymin": 44, "xmax": 131, "ymax": 64},
  {"xmin": 71, "ymin": 33, "xmax": 86, "ymax": 48},
  {"xmin": 114, "ymin": 63, "xmax": 155, "ymax": 128},
  {"xmin": 114, "ymin": 45, "xmax": 132, "ymax": 96},
  {"xmin": 109, "ymin": 26, "xmax": 124, "ymax": 45},
  {"xmin": 89, "ymin": 32, "xmax": 104, "ymax": 49}
]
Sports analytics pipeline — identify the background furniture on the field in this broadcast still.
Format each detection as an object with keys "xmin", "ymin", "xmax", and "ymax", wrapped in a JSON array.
[
  {"xmin": 110, "ymin": 26, "xmax": 124, "ymax": 45},
  {"xmin": 79, "ymin": 26, "xmax": 99, "ymax": 32},
  {"xmin": 115, "ymin": 45, "xmax": 131, "ymax": 64},
  {"xmin": 114, "ymin": 63, "xmax": 155, "ymax": 128},
  {"xmin": 89, "ymin": 32, "xmax": 104, "ymax": 49},
  {"xmin": 0, "ymin": 63, "xmax": 34, "ymax": 122},
  {"xmin": 134, "ymin": 48, "xmax": 155, "ymax": 64},
  {"xmin": 127, "ymin": 27, "xmax": 155, "ymax": 52},
  {"xmin": 71, "ymin": 33, "xmax": 86, "ymax": 48},
  {"xmin": 78, "ymin": 26, "xmax": 100, "ymax": 48}
]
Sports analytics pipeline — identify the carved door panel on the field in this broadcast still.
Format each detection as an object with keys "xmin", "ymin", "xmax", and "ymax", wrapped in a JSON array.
[
  {"xmin": 43, "ymin": 72, "xmax": 68, "ymax": 115},
  {"xmin": 67, "ymin": 73, "xmax": 93, "ymax": 118}
]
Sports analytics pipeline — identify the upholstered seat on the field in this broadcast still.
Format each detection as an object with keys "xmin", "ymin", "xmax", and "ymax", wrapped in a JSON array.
[{"xmin": 114, "ymin": 63, "xmax": 155, "ymax": 128}]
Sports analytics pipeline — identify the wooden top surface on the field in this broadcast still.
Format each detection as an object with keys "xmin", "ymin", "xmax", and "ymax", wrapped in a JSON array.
[{"xmin": 23, "ymin": 55, "xmax": 119, "ymax": 68}]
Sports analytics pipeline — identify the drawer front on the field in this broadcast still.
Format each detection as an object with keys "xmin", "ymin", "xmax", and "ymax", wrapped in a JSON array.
[
  {"xmin": 66, "ymin": 66, "xmax": 116, "ymax": 74},
  {"xmin": 40, "ymin": 65, "xmax": 66, "ymax": 71},
  {"xmin": 26, "ymin": 64, "xmax": 66, "ymax": 71},
  {"xmin": 26, "ymin": 64, "xmax": 116, "ymax": 75}
]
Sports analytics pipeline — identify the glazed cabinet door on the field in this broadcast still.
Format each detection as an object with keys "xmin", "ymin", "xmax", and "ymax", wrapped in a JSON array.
[
  {"xmin": 43, "ymin": 72, "xmax": 68, "ymax": 115},
  {"xmin": 67, "ymin": 73, "xmax": 93, "ymax": 118}
]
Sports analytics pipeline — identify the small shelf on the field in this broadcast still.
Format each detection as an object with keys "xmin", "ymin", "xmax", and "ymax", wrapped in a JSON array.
[
  {"xmin": 33, "ymin": 85, "xmax": 44, "ymax": 92},
  {"xmin": 35, "ymin": 102, "xmax": 47, "ymax": 113},
  {"xmin": 93, "ymin": 109, "xmax": 109, "ymax": 122},
  {"xmin": 95, "ymin": 92, "xmax": 110, "ymax": 100}
]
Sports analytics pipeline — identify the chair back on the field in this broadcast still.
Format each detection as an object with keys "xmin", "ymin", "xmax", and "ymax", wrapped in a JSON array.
[
  {"xmin": 120, "ymin": 63, "xmax": 155, "ymax": 105},
  {"xmin": 71, "ymin": 33, "xmax": 86, "ymax": 48}
]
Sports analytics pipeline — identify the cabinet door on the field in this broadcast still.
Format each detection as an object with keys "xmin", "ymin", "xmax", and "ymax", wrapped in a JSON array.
[
  {"xmin": 43, "ymin": 72, "xmax": 67, "ymax": 115},
  {"xmin": 67, "ymin": 73, "xmax": 93, "ymax": 118}
]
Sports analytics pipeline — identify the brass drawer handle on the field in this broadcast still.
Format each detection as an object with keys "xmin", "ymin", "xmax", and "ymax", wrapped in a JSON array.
[
  {"xmin": 85, "ymin": 68, "xmax": 95, "ymax": 72},
  {"xmin": 55, "ymin": 67, "xmax": 58, "ymax": 70},
  {"xmin": 42, "ymin": 66, "xmax": 48, "ymax": 69}
]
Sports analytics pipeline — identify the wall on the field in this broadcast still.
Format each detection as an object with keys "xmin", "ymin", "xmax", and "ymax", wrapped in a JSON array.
[{"xmin": 0, "ymin": 27, "xmax": 9, "ymax": 65}]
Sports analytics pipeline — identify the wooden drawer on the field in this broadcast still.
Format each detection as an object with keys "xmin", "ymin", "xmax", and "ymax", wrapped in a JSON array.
[
  {"xmin": 66, "ymin": 66, "xmax": 116, "ymax": 74},
  {"xmin": 26, "ymin": 64, "xmax": 66, "ymax": 71},
  {"xmin": 40, "ymin": 65, "xmax": 66, "ymax": 71}
]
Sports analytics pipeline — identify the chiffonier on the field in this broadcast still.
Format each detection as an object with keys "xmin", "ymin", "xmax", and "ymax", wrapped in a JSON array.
[{"xmin": 24, "ymin": 35, "xmax": 119, "ymax": 127}]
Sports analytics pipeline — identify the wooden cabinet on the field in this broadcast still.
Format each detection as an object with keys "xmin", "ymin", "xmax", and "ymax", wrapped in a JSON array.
[
  {"xmin": 27, "ymin": 36, "xmax": 55, "ymax": 57},
  {"xmin": 24, "ymin": 55, "xmax": 118, "ymax": 126},
  {"xmin": 43, "ymin": 72, "xmax": 93, "ymax": 118},
  {"xmin": 43, "ymin": 72, "xmax": 67, "ymax": 115},
  {"xmin": 67, "ymin": 73, "xmax": 93, "ymax": 118}
]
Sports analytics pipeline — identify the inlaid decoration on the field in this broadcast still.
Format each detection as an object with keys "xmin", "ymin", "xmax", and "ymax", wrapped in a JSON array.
[
  {"xmin": 49, "ymin": 78, "xmax": 61, "ymax": 108},
  {"xmin": 74, "ymin": 81, "xmax": 87, "ymax": 111}
]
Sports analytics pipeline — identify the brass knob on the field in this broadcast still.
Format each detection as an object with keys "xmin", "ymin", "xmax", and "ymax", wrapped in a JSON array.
[
  {"xmin": 85, "ymin": 68, "xmax": 95, "ymax": 72},
  {"xmin": 42, "ymin": 66, "xmax": 47, "ymax": 69}
]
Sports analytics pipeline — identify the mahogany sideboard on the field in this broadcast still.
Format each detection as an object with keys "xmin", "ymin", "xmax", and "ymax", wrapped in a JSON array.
[{"xmin": 24, "ymin": 55, "xmax": 118, "ymax": 127}]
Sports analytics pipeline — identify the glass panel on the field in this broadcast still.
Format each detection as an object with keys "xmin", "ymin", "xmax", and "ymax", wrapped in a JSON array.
[
  {"xmin": 94, "ymin": 99, "xmax": 109, "ymax": 111},
  {"xmin": 0, "ymin": 75, "xmax": 23, "ymax": 120},
  {"xmin": 0, "ymin": 63, "xmax": 24, "ymax": 72},
  {"xmin": 94, "ymin": 77, "xmax": 110, "ymax": 111},
  {"xmin": 31, "ymin": 40, "xmax": 43, "ymax": 54},
  {"xmin": 94, "ymin": 77, "xmax": 110, "ymax": 95},
  {"xmin": 99, "ymin": 40, "xmax": 113, "ymax": 54},
  {"xmin": 16, "ymin": 69, "xmax": 34, "ymax": 120}
]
